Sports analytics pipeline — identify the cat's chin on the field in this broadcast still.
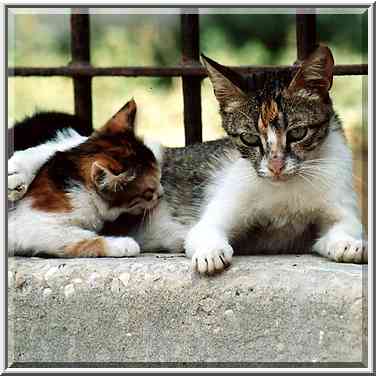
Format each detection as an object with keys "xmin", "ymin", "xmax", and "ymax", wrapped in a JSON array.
[{"xmin": 264, "ymin": 174, "xmax": 292, "ymax": 184}]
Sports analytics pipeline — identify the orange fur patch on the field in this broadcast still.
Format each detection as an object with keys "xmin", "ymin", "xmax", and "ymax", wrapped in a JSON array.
[
  {"xmin": 261, "ymin": 100, "xmax": 279, "ymax": 125},
  {"xmin": 28, "ymin": 170, "xmax": 72, "ymax": 213},
  {"xmin": 64, "ymin": 237, "xmax": 107, "ymax": 257}
]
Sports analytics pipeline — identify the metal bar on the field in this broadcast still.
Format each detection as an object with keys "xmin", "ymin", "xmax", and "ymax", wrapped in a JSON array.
[
  {"xmin": 296, "ymin": 12, "xmax": 317, "ymax": 61},
  {"xmin": 70, "ymin": 9, "xmax": 92, "ymax": 135},
  {"xmin": 181, "ymin": 13, "xmax": 202, "ymax": 145},
  {"xmin": 8, "ymin": 64, "xmax": 369, "ymax": 77}
]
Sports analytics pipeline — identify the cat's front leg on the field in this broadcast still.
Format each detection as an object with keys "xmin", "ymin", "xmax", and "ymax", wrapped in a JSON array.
[
  {"xmin": 8, "ymin": 129, "xmax": 87, "ymax": 202},
  {"xmin": 185, "ymin": 224, "xmax": 233, "ymax": 274},
  {"xmin": 313, "ymin": 207, "xmax": 367, "ymax": 264},
  {"xmin": 184, "ymin": 159, "xmax": 254, "ymax": 274}
]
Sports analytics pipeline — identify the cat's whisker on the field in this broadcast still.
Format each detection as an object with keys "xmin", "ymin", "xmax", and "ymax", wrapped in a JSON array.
[
  {"xmin": 302, "ymin": 160, "xmax": 353, "ymax": 167},
  {"xmin": 138, "ymin": 208, "xmax": 147, "ymax": 231},
  {"xmin": 302, "ymin": 174, "xmax": 330, "ymax": 192},
  {"xmin": 148, "ymin": 210, "xmax": 154, "ymax": 231},
  {"xmin": 299, "ymin": 166, "xmax": 340, "ymax": 176},
  {"xmin": 303, "ymin": 159, "xmax": 365, "ymax": 169},
  {"xmin": 300, "ymin": 162, "xmax": 348, "ymax": 173},
  {"xmin": 307, "ymin": 170, "xmax": 355, "ymax": 194},
  {"xmin": 299, "ymin": 167, "xmax": 340, "ymax": 182},
  {"xmin": 297, "ymin": 172, "xmax": 327, "ymax": 194},
  {"xmin": 297, "ymin": 172, "xmax": 332, "ymax": 203},
  {"xmin": 299, "ymin": 166, "xmax": 354, "ymax": 186},
  {"xmin": 143, "ymin": 209, "xmax": 150, "ymax": 230},
  {"xmin": 300, "ymin": 165, "xmax": 362, "ymax": 187},
  {"xmin": 298, "ymin": 170, "xmax": 334, "ymax": 191}
]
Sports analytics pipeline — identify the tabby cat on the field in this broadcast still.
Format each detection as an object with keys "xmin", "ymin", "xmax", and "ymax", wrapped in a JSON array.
[
  {"xmin": 183, "ymin": 44, "xmax": 367, "ymax": 273},
  {"xmin": 8, "ymin": 99, "xmax": 163, "ymax": 257},
  {"xmin": 8, "ymin": 45, "xmax": 367, "ymax": 274}
]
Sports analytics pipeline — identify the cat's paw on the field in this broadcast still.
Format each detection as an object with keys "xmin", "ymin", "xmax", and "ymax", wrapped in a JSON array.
[
  {"xmin": 8, "ymin": 153, "xmax": 32, "ymax": 201},
  {"xmin": 328, "ymin": 239, "xmax": 367, "ymax": 264},
  {"xmin": 185, "ymin": 225, "xmax": 233, "ymax": 274},
  {"xmin": 192, "ymin": 246, "xmax": 233, "ymax": 274},
  {"xmin": 106, "ymin": 237, "xmax": 141, "ymax": 257},
  {"xmin": 8, "ymin": 171, "xmax": 28, "ymax": 202}
]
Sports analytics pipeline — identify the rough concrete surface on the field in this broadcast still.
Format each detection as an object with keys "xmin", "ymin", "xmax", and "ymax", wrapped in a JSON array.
[{"xmin": 8, "ymin": 254, "xmax": 367, "ymax": 366}]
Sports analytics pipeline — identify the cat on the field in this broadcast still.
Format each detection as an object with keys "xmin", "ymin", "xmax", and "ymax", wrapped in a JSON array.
[
  {"xmin": 183, "ymin": 44, "xmax": 367, "ymax": 273},
  {"xmin": 8, "ymin": 99, "xmax": 164, "ymax": 258},
  {"xmin": 8, "ymin": 45, "xmax": 367, "ymax": 273}
]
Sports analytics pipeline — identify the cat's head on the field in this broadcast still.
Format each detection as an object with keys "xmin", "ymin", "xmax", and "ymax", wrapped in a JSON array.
[
  {"xmin": 89, "ymin": 99, "xmax": 163, "ymax": 214},
  {"xmin": 202, "ymin": 44, "xmax": 336, "ymax": 182}
]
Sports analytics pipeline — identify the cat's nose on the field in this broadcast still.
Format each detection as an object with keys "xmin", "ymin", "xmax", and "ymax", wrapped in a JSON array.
[
  {"xmin": 268, "ymin": 157, "xmax": 285, "ymax": 175},
  {"xmin": 143, "ymin": 188, "xmax": 156, "ymax": 201},
  {"xmin": 143, "ymin": 184, "xmax": 163, "ymax": 201}
]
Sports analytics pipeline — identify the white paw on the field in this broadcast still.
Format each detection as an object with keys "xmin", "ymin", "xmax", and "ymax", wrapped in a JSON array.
[
  {"xmin": 8, "ymin": 171, "xmax": 28, "ymax": 202},
  {"xmin": 185, "ymin": 225, "xmax": 233, "ymax": 274},
  {"xmin": 106, "ymin": 237, "xmax": 141, "ymax": 257},
  {"xmin": 327, "ymin": 239, "xmax": 367, "ymax": 264},
  {"xmin": 8, "ymin": 153, "xmax": 33, "ymax": 202}
]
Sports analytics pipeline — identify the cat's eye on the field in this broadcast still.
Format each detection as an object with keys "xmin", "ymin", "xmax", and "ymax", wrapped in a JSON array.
[
  {"xmin": 287, "ymin": 127, "xmax": 308, "ymax": 143},
  {"xmin": 240, "ymin": 133, "xmax": 260, "ymax": 147}
]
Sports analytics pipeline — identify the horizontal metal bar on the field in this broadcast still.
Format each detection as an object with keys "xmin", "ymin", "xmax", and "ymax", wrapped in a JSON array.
[{"xmin": 8, "ymin": 64, "xmax": 368, "ymax": 77}]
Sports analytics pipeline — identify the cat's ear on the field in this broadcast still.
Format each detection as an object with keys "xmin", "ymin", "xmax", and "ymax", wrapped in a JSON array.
[
  {"xmin": 91, "ymin": 162, "xmax": 136, "ymax": 193},
  {"xmin": 99, "ymin": 98, "xmax": 137, "ymax": 134},
  {"xmin": 288, "ymin": 44, "xmax": 334, "ymax": 96},
  {"xmin": 201, "ymin": 54, "xmax": 248, "ymax": 112}
]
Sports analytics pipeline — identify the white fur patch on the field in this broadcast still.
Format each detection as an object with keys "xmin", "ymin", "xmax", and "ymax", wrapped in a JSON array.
[{"xmin": 267, "ymin": 127, "xmax": 277, "ymax": 145}]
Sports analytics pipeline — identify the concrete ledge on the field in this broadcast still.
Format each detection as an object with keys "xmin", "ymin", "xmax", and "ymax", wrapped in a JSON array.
[{"xmin": 8, "ymin": 254, "xmax": 367, "ymax": 366}]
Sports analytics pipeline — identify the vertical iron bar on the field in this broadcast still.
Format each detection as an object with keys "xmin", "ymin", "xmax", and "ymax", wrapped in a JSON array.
[
  {"xmin": 296, "ymin": 12, "xmax": 317, "ymax": 61},
  {"xmin": 70, "ymin": 9, "xmax": 93, "ymax": 135},
  {"xmin": 181, "ymin": 12, "xmax": 202, "ymax": 145}
]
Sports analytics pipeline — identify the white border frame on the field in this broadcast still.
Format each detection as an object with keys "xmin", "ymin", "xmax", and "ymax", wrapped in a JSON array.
[{"xmin": 1, "ymin": 0, "xmax": 373, "ymax": 373}]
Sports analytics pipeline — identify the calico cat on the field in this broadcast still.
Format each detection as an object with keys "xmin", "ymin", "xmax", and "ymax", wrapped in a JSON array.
[
  {"xmin": 8, "ymin": 45, "xmax": 367, "ymax": 273},
  {"xmin": 8, "ymin": 99, "xmax": 163, "ymax": 257}
]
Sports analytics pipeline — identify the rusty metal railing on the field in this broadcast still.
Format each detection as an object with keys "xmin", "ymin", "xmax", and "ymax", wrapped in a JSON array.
[{"xmin": 8, "ymin": 11, "xmax": 368, "ymax": 145}]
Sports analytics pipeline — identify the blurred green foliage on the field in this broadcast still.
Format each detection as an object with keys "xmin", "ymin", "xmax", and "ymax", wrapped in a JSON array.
[
  {"xmin": 9, "ymin": 12, "xmax": 367, "ymax": 72},
  {"xmin": 200, "ymin": 13, "xmax": 367, "ymax": 57}
]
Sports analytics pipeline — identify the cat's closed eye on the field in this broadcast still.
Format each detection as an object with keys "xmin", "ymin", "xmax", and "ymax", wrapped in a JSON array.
[{"xmin": 287, "ymin": 127, "xmax": 308, "ymax": 143}]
